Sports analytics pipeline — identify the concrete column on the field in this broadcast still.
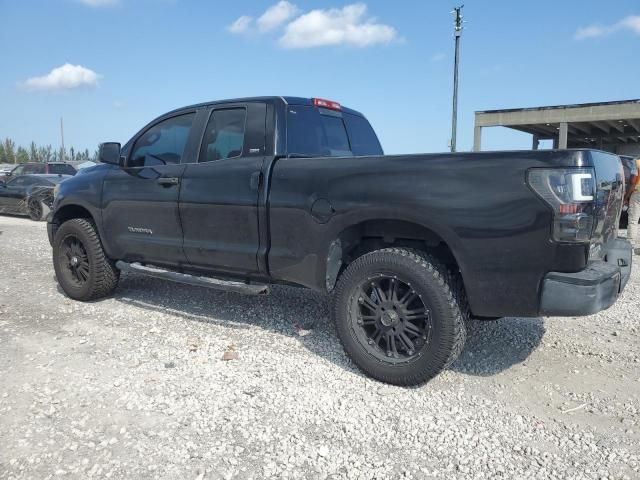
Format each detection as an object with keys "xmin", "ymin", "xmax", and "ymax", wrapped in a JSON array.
[
  {"xmin": 473, "ymin": 125, "xmax": 482, "ymax": 151},
  {"xmin": 559, "ymin": 122, "xmax": 568, "ymax": 149},
  {"xmin": 532, "ymin": 134, "xmax": 540, "ymax": 150}
]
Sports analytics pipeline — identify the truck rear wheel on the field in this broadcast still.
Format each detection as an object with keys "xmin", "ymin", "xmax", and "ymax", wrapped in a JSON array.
[
  {"xmin": 332, "ymin": 248, "xmax": 467, "ymax": 386},
  {"xmin": 53, "ymin": 218, "xmax": 120, "ymax": 301}
]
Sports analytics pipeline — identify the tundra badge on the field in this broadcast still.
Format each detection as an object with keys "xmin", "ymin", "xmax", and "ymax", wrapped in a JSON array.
[{"xmin": 128, "ymin": 227, "xmax": 153, "ymax": 235}]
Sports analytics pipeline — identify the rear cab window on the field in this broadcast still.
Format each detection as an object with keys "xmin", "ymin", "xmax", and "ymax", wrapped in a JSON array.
[
  {"xmin": 286, "ymin": 105, "xmax": 382, "ymax": 158},
  {"xmin": 343, "ymin": 113, "xmax": 383, "ymax": 156}
]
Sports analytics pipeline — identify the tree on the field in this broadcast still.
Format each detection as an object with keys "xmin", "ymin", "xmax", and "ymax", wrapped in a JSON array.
[
  {"xmin": 16, "ymin": 147, "xmax": 29, "ymax": 164},
  {"xmin": 0, "ymin": 138, "xmax": 99, "ymax": 165},
  {"xmin": 38, "ymin": 145, "xmax": 53, "ymax": 163},
  {"xmin": 29, "ymin": 141, "xmax": 39, "ymax": 162},
  {"xmin": 3, "ymin": 138, "xmax": 16, "ymax": 164}
]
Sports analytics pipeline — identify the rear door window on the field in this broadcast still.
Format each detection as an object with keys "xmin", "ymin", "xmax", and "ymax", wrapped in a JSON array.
[
  {"xmin": 199, "ymin": 108, "xmax": 247, "ymax": 162},
  {"xmin": 287, "ymin": 106, "xmax": 352, "ymax": 157}
]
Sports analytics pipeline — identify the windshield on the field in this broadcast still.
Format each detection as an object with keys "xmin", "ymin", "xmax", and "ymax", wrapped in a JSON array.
[{"xmin": 286, "ymin": 106, "xmax": 382, "ymax": 158}]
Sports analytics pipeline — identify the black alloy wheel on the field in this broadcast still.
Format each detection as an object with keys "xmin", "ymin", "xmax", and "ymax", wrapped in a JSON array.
[
  {"xmin": 351, "ymin": 275, "xmax": 432, "ymax": 364},
  {"xmin": 59, "ymin": 235, "xmax": 91, "ymax": 287},
  {"xmin": 52, "ymin": 218, "xmax": 120, "ymax": 301},
  {"xmin": 332, "ymin": 248, "xmax": 468, "ymax": 386}
]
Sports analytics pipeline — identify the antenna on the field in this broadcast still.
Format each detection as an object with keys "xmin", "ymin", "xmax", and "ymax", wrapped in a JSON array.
[{"xmin": 450, "ymin": 5, "xmax": 464, "ymax": 153}]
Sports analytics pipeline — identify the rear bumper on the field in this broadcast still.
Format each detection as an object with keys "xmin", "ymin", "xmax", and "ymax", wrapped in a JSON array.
[{"xmin": 539, "ymin": 238, "xmax": 632, "ymax": 316}]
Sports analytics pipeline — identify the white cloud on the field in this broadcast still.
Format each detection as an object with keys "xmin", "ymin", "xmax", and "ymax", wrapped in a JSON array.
[
  {"xmin": 619, "ymin": 15, "xmax": 640, "ymax": 34},
  {"xmin": 574, "ymin": 25, "xmax": 610, "ymax": 40},
  {"xmin": 575, "ymin": 14, "xmax": 640, "ymax": 40},
  {"xmin": 279, "ymin": 3, "xmax": 396, "ymax": 49},
  {"xmin": 227, "ymin": 2, "xmax": 397, "ymax": 49},
  {"xmin": 228, "ymin": 15, "xmax": 253, "ymax": 34},
  {"xmin": 431, "ymin": 52, "xmax": 446, "ymax": 62},
  {"xmin": 257, "ymin": 1, "xmax": 300, "ymax": 32},
  {"xmin": 78, "ymin": 0, "xmax": 118, "ymax": 6},
  {"xmin": 22, "ymin": 64, "xmax": 102, "ymax": 91}
]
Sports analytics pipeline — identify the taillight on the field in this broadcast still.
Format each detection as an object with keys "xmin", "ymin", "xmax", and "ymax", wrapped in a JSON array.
[
  {"xmin": 527, "ymin": 168, "xmax": 596, "ymax": 242},
  {"xmin": 312, "ymin": 98, "xmax": 341, "ymax": 111}
]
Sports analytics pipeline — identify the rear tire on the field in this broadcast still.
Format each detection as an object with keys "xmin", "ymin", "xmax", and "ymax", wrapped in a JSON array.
[
  {"xmin": 332, "ymin": 248, "xmax": 467, "ymax": 386},
  {"xmin": 53, "ymin": 218, "xmax": 120, "ymax": 301}
]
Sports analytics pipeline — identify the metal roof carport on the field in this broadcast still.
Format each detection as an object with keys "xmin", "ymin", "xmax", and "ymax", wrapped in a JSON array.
[{"xmin": 473, "ymin": 100, "xmax": 640, "ymax": 155}]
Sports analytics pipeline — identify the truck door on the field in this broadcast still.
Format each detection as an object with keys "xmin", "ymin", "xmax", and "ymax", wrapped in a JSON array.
[
  {"xmin": 102, "ymin": 112, "xmax": 197, "ymax": 266},
  {"xmin": 179, "ymin": 102, "xmax": 267, "ymax": 275}
]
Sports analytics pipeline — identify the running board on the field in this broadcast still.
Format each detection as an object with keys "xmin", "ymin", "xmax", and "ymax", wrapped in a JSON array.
[{"xmin": 115, "ymin": 261, "xmax": 269, "ymax": 295}]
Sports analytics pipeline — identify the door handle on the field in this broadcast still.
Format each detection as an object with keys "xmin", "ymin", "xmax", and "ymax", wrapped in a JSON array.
[
  {"xmin": 250, "ymin": 171, "xmax": 262, "ymax": 191},
  {"xmin": 157, "ymin": 177, "xmax": 179, "ymax": 186}
]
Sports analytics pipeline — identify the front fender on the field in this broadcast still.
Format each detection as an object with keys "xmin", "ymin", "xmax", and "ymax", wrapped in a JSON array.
[{"xmin": 47, "ymin": 166, "xmax": 109, "ymax": 248}]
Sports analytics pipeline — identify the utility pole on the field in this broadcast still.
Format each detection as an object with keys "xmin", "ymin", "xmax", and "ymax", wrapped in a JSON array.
[
  {"xmin": 450, "ymin": 5, "xmax": 464, "ymax": 153},
  {"xmin": 60, "ymin": 117, "xmax": 66, "ymax": 162}
]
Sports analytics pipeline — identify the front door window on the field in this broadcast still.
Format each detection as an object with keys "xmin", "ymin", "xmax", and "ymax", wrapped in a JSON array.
[{"xmin": 129, "ymin": 113, "xmax": 195, "ymax": 167}]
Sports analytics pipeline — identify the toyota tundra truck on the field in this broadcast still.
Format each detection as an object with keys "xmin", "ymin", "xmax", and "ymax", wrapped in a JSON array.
[{"xmin": 47, "ymin": 96, "xmax": 632, "ymax": 385}]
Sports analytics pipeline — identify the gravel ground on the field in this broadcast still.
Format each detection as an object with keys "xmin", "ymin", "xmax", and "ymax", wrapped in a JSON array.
[{"xmin": 0, "ymin": 215, "xmax": 639, "ymax": 480}]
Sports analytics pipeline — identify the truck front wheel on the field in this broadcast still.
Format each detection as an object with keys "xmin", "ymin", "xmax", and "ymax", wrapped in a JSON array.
[
  {"xmin": 332, "ymin": 248, "xmax": 467, "ymax": 386},
  {"xmin": 52, "ymin": 218, "xmax": 120, "ymax": 301}
]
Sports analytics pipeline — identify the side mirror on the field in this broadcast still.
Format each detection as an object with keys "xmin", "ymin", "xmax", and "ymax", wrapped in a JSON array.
[{"xmin": 99, "ymin": 142, "xmax": 122, "ymax": 165}]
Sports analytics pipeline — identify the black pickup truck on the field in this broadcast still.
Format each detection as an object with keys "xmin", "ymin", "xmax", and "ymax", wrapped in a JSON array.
[{"xmin": 47, "ymin": 96, "xmax": 632, "ymax": 385}]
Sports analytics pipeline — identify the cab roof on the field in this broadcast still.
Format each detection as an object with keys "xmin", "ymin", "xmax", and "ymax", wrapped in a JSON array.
[{"xmin": 166, "ymin": 96, "xmax": 364, "ymax": 118}]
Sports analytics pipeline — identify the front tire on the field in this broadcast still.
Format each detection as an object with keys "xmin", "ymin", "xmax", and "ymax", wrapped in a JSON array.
[
  {"xmin": 332, "ymin": 248, "xmax": 467, "ymax": 386},
  {"xmin": 53, "ymin": 218, "xmax": 120, "ymax": 301}
]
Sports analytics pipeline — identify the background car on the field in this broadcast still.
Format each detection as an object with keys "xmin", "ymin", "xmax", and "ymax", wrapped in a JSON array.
[
  {"xmin": 620, "ymin": 155, "xmax": 639, "ymax": 229},
  {"xmin": 1, "ymin": 162, "xmax": 77, "ymax": 184},
  {"xmin": 0, "ymin": 174, "xmax": 71, "ymax": 221}
]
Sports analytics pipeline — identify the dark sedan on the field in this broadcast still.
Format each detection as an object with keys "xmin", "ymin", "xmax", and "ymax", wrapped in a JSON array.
[{"xmin": 0, "ymin": 174, "xmax": 71, "ymax": 221}]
